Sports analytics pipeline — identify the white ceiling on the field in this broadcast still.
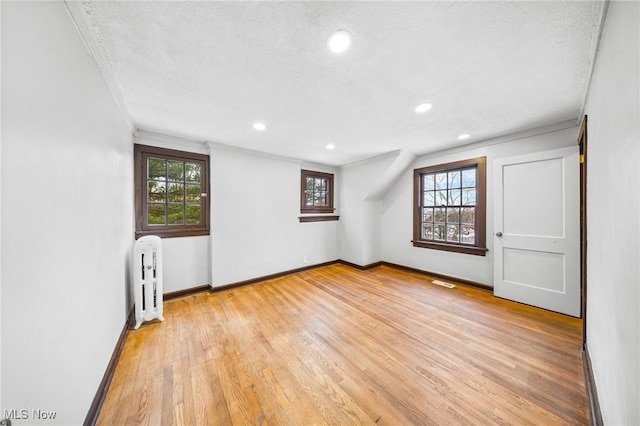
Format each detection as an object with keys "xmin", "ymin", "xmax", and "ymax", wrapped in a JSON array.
[{"xmin": 71, "ymin": 1, "xmax": 605, "ymax": 166}]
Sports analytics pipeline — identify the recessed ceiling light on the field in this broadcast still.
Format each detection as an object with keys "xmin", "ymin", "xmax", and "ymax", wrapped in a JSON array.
[
  {"xmin": 253, "ymin": 122, "xmax": 266, "ymax": 131},
  {"xmin": 458, "ymin": 133, "xmax": 471, "ymax": 140},
  {"xmin": 415, "ymin": 103, "xmax": 433, "ymax": 113},
  {"xmin": 327, "ymin": 30, "xmax": 352, "ymax": 53},
  {"xmin": 326, "ymin": 144, "xmax": 335, "ymax": 150}
]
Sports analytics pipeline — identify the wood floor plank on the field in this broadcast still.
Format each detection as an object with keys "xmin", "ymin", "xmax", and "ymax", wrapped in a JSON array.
[{"xmin": 97, "ymin": 264, "xmax": 588, "ymax": 425}]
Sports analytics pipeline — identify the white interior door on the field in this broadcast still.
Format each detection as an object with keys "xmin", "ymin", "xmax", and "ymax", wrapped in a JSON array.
[{"xmin": 494, "ymin": 146, "xmax": 580, "ymax": 317}]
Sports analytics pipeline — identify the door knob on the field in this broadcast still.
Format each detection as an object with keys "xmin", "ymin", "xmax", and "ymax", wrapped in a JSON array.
[{"xmin": 496, "ymin": 232, "xmax": 503, "ymax": 237}]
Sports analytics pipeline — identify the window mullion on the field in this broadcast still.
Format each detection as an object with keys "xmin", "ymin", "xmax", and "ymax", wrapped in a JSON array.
[{"xmin": 164, "ymin": 160, "xmax": 168, "ymax": 226}]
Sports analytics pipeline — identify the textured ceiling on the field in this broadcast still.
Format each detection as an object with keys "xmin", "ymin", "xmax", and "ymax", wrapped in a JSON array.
[{"xmin": 72, "ymin": 1, "xmax": 604, "ymax": 166}]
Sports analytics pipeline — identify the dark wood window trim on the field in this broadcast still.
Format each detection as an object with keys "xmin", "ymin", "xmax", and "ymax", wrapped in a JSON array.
[
  {"xmin": 134, "ymin": 144, "xmax": 210, "ymax": 239},
  {"xmin": 300, "ymin": 169, "xmax": 335, "ymax": 214},
  {"xmin": 298, "ymin": 215, "xmax": 340, "ymax": 223},
  {"xmin": 413, "ymin": 157, "xmax": 487, "ymax": 256}
]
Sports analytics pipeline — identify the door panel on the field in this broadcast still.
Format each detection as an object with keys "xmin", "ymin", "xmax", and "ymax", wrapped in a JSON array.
[
  {"xmin": 503, "ymin": 159, "xmax": 565, "ymax": 237},
  {"xmin": 503, "ymin": 248, "xmax": 565, "ymax": 292},
  {"xmin": 494, "ymin": 146, "xmax": 580, "ymax": 317}
]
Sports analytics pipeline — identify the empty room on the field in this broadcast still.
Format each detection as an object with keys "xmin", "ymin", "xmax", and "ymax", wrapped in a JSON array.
[{"xmin": 1, "ymin": 1, "xmax": 638, "ymax": 425}]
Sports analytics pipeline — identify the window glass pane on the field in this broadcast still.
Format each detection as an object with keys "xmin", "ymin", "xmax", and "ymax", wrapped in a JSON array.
[
  {"xmin": 448, "ymin": 189, "xmax": 461, "ymax": 206},
  {"xmin": 422, "ymin": 223, "xmax": 433, "ymax": 240},
  {"xmin": 435, "ymin": 173, "xmax": 448, "ymax": 190},
  {"xmin": 148, "ymin": 204, "xmax": 166, "ymax": 225},
  {"xmin": 185, "ymin": 163, "xmax": 201, "ymax": 183},
  {"xmin": 448, "ymin": 171, "xmax": 461, "ymax": 188},
  {"xmin": 186, "ymin": 184, "xmax": 201, "ymax": 203},
  {"xmin": 434, "ymin": 207, "xmax": 446, "ymax": 223},
  {"xmin": 461, "ymin": 226, "xmax": 475, "ymax": 244},
  {"xmin": 447, "ymin": 207, "xmax": 460, "ymax": 224},
  {"xmin": 305, "ymin": 192, "xmax": 313, "ymax": 206},
  {"xmin": 168, "ymin": 204, "xmax": 184, "ymax": 225},
  {"xmin": 461, "ymin": 207, "xmax": 475, "ymax": 225},
  {"xmin": 462, "ymin": 188, "xmax": 476, "ymax": 205},
  {"xmin": 186, "ymin": 205, "xmax": 201, "ymax": 224},
  {"xmin": 422, "ymin": 207, "xmax": 433, "ymax": 223},
  {"xmin": 148, "ymin": 181, "xmax": 165, "ymax": 202},
  {"xmin": 436, "ymin": 190, "xmax": 448, "ymax": 206},
  {"xmin": 315, "ymin": 178, "xmax": 327, "ymax": 192},
  {"xmin": 447, "ymin": 224, "xmax": 460, "ymax": 242},
  {"xmin": 306, "ymin": 177, "xmax": 314, "ymax": 191},
  {"xmin": 148, "ymin": 158, "xmax": 166, "ymax": 181},
  {"xmin": 434, "ymin": 224, "xmax": 446, "ymax": 241},
  {"xmin": 168, "ymin": 183, "xmax": 184, "ymax": 202},
  {"xmin": 423, "ymin": 191, "xmax": 434, "ymax": 207},
  {"xmin": 168, "ymin": 161, "xmax": 184, "ymax": 181},
  {"xmin": 314, "ymin": 192, "xmax": 327, "ymax": 206},
  {"xmin": 423, "ymin": 174, "xmax": 434, "ymax": 190},
  {"xmin": 461, "ymin": 168, "xmax": 476, "ymax": 187}
]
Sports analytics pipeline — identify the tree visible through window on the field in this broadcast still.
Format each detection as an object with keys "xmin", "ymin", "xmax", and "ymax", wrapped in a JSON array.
[
  {"xmin": 413, "ymin": 157, "xmax": 487, "ymax": 256},
  {"xmin": 135, "ymin": 144, "xmax": 210, "ymax": 239}
]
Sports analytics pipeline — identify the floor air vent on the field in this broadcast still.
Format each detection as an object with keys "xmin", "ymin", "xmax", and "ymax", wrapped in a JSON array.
[{"xmin": 431, "ymin": 280, "xmax": 456, "ymax": 289}]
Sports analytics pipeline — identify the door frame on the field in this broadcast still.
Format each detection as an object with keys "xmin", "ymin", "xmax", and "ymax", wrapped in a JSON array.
[{"xmin": 578, "ymin": 115, "xmax": 588, "ymax": 347}]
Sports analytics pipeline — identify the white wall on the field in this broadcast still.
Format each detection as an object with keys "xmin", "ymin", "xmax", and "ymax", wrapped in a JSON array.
[
  {"xmin": 1, "ymin": 2, "xmax": 133, "ymax": 424},
  {"xmin": 134, "ymin": 132, "xmax": 211, "ymax": 293},
  {"xmin": 338, "ymin": 153, "xmax": 397, "ymax": 266},
  {"xmin": 160, "ymin": 237, "xmax": 210, "ymax": 292},
  {"xmin": 133, "ymin": 135, "xmax": 342, "ymax": 291},
  {"xmin": 210, "ymin": 144, "xmax": 339, "ymax": 286},
  {"xmin": 378, "ymin": 124, "xmax": 578, "ymax": 285},
  {"xmin": 583, "ymin": 1, "xmax": 640, "ymax": 424}
]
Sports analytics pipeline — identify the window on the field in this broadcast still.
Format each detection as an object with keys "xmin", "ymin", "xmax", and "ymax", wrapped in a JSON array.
[
  {"xmin": 134, "ymin": 144, "xmax": 210, "ymax": 239},
  {"xmin": 299, "ymin": 169, "xmax": 339, "ymax": 222},
  {"xmin": 413, "ymin": 157, "xmax": 487, "ymax": 256},
  {"xmin": 300, "ymin": 169, "xmax": 335, "ymax": 214}
]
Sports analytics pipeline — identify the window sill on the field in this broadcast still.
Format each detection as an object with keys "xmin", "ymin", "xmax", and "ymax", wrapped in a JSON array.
[
  {"xmin": 136, "ymin": 228, "xmax": 210, "ymax": 239},
  {"xmin": 412, "ymin": 240, "xmax": 488, "ymax": 256},
  {"xmin": 299, "ymin": 215, "xmax": 340, "ymax": 223},
  {"xmin": 300, "ymin": 208, "xmax": 336, "ymax": 214}
]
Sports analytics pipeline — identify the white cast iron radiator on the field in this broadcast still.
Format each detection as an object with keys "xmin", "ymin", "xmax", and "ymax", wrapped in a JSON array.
[{"xmin": 133, "ymin": 235, "xmax": 164, "ymax": 329}]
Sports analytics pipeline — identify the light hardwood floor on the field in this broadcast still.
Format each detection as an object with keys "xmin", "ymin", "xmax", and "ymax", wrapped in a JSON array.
[{"xmin": 97, "ymin": 264, "xmax": 588, "ymax": 425}]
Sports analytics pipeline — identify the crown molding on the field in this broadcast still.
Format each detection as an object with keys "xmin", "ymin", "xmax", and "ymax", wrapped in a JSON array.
[
  {"xmin": 414, "ymin": 119, "xmax": 578, "ymax": 162},
  {"xmin": 134, "ymin": 129, "xmax": 209, "ymax": 155},
  {"xmin": 578, "ymin": 0, "xmax": 611, "ymax": 121},
  {"xmin": 206, "ymin": 140, "xmax": 303, "ymax": 165},
  {"xmin": 64, "ymin": 1, "xmax": 135, "ymax": 132}
]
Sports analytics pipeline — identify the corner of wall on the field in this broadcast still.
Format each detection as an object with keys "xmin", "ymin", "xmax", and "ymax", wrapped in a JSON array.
[
  {"xmin": 365, "ymin": 149, "xmax": 417, "ymax": 201},
  {"xmin": 63, "ymin": 0, "xmax": 135, "ymax": 132}
]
